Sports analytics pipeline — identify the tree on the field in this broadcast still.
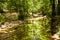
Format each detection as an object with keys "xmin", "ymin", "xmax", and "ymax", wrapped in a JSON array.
[
  {"xmin": 50, "ymin": 0, "xmax": 57, "ymax": 35},
  {"xmin": 57, "ymin": 0, "xmax": 60, "ymax": 15}
]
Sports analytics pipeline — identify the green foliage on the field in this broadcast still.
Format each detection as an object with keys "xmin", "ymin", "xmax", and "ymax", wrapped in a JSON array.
[
  {"xmin": 21, "ymin": 17, "xmax": 51, "ymax": 40},
  {"xmin": 40, "ymin": 17, "xmax": 51, "ymax": 40},
  {"xmin": 0, "ymin": 0, "xmax": 58, "ymax": 40},
  {"xmin": 18, "ymin": 12, "xmax": 27, "ymax": 20},
  {"xmin": 6, "ymin": 24, "xmax": 29, "ymax": 40},
  {"xmin": 9, "ymin": 14, "xmax": 18, "ymax": 21},
  {"xmin": 0, "ymin": 14, "xmax": 6, "ymax": 24}
]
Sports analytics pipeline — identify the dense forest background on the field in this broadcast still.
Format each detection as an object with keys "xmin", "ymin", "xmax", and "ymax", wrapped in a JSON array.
[{"xmin": 0, "ymin": 0, "xmax": 60, "ymax": 40}]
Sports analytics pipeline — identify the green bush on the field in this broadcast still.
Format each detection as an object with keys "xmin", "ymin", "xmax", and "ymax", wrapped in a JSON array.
[
  {"xmin": 9, "ymin": 14, "xmax": 18, "ymax": 21},
  {"xmin": 0, "ymin": 14, "xmax": 6, "ymax": 24},
  {"xmin": 10, "ymin": 15, "xmax": 18, "ymax": 20}
]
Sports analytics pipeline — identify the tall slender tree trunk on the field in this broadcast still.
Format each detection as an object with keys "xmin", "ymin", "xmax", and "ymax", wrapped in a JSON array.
[
  {"xmin": 58, "ymin": 0, "xmax": 60, "ymax": 15},
  {"xmin": 50, "ymin": 0, "xmax": 56, "ymax": 35}
]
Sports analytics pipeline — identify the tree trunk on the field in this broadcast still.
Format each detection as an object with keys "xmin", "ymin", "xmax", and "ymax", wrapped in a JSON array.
[
  {"xmin": 50, "ymin": 0, "xmax": 56, "ymax": 35},
  {"xmin": 57, "ymin": 0, "xmax": 60, "ymax": 15}
]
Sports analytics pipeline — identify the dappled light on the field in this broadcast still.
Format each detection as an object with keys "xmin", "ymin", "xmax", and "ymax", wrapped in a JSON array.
[{"xmin": 0, "ymin": 0, "xmax": 60, "ymax": 40}]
